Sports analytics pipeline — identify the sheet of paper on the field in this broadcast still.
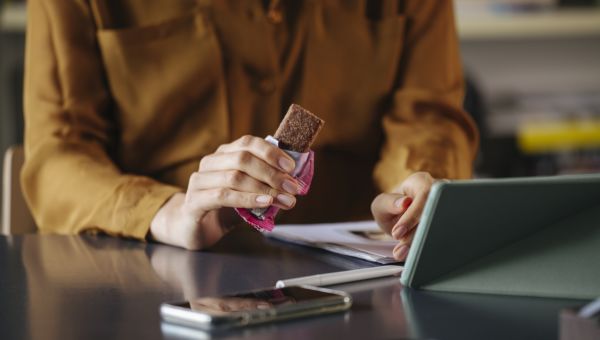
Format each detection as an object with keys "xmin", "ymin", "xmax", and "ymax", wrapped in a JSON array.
[{"xmin": 266, "ymin": 221, "xmax": 399, "ymax": 264}]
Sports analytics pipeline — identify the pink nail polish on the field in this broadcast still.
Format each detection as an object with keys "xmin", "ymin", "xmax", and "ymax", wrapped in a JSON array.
[
  {"xmin": 282, "ymin": 179, "xmax": 299, "ymax": 194},
  {"xmin": 402, "ymin": 197, "xmax": 413, "ymax": 209},
  {"xmin": 256, "ymin": 195, "xmax": 272, "ymax": 204},
  {"xmin": 276, "ymin": 194, "xmax": 295, "ymax": 207}
]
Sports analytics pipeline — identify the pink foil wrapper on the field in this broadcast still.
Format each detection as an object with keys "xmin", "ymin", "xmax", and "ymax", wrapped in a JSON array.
[{"xmin": 235, "ymin": 137, "xmax": 315, "ymax": 232}]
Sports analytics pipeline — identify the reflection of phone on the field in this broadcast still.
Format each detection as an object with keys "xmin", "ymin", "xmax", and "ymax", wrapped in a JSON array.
[{"xmin": 160, "ymin": 285, "xmax": 352, "ymax": 331}]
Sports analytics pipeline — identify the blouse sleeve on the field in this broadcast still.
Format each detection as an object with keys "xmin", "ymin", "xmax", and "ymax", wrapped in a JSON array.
[
  {"xmin": 373, "ymin": 1, "xmax": 479, "ymax": 191},
  {"xmin": 21, "ymin": 0, "xmax": 181, "ymax": 239}
]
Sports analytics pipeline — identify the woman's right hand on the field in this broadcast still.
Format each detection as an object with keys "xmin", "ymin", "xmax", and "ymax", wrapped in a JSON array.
[{"xmin": 149, "ymin": 135, "xmax": 301, "ymax": 250}]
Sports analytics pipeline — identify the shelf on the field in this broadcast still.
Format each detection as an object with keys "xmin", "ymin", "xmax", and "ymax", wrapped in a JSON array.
[
  {"xmin": 0, "ymin": 3, "xmax": 27, "ymax": 32},
  {"xmin": 0, "ymin": 3, "xmax": 26, "ymax": 31},
  {"xmin": 457, "ymin": 9, "xmax": 600, "ymax": 40},
  {"xmin": 518, "ymin": 119, "xmax": 600, "ymax": 154}
]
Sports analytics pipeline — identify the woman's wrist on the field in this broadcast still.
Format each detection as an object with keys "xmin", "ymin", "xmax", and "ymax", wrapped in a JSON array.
[
  {"xmin": 149, "ymin": 192, "xmax": 232, "ymax": 250},
  {"xmin": 149, "ymin": 192, "xmax": 186, "ymax": 246}
]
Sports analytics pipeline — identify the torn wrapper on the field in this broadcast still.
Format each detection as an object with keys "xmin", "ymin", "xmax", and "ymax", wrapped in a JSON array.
[{"xmin": 235, "ymin": 136, "xmax": 315, "ymax": 232}]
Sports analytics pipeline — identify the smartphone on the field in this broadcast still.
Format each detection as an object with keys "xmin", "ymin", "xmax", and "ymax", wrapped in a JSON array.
[{"xmin": 160, "ymin": 285, "xmax": 352, "ymax": 331}]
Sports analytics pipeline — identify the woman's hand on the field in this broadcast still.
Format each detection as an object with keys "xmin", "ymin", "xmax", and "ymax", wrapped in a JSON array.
[
  {"xmin": 371, "ymin": 172, "xmax": 437, "ymax": 261},
  {"xmin": 149, "ymin": 135, "xmax": 301, "ymax": 250}
]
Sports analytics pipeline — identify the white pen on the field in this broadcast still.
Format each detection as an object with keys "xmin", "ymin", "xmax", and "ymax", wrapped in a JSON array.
[
  {"xmin": 578, "ymin": 297, "xmax": 600, "ymax": 318},
  {"xmin": 275, "ymin": 265, "xmax": 404, "ymax": 288}
]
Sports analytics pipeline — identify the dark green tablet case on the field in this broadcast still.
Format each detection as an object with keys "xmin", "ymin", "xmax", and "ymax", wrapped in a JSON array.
[{"xmin": 400, "ymin": 174, "xmax": 600, "ymax": 299}]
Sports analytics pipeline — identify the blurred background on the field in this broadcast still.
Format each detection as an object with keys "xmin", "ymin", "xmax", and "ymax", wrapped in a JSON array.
[
  {"xmin": 1, "ymin": 0, "xmax": 600, "ymax": 208},
  {"xmin": 456, "ymin": 0, "xmax": 600, "ymax": 178}
]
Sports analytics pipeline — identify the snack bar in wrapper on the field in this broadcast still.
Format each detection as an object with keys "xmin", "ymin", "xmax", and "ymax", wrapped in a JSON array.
[{"xmin": 235, "ymin": 104, "xmax": 324, "ymax": 231}]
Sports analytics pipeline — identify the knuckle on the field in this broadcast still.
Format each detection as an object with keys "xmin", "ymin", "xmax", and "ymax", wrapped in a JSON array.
[
  {"xmin": 410, "ymin": 171, "xmax": 425, "ymax": 182},
  {"xmin": 191, "ymin": 171, "xmax": 202, "ymax": 181},
  {"xmin": 237, "ymin": 150, "xmax": 252, "ymax": 164},
  {"xmin": 188, "ymin": 171, "xmax": 201, "ymax": 186},
  {"xmin": 264, "ymin": 165, "xmax": 279, "ymax": 180},
  {"xmin": 264, "ymin": 171, "xmax": 281, "ymax": 189},
  {"xmin": 266, "ymin": 187, "xmax": 279, "ymax": 197},
  {"xmin": 238, "ymin": 135, "xmax": 254, "ymax": 147},
  {"xmin": 416, "ymin": 171, "xmax": 434, "ymax": 184},
  {"xmin": 184, "ymin": 193, "xmax": 193, "ymax": 205},
  {"xmin": 265, "ymin": 147, "xmax": 280, "ymax": 163},
  {"xmin": 213, "ymin": 188, "xmax": 229, "ymax": 201},
  {"xmin": 198, "ymin": 156, "xmax": 210, "ymax": 170},
  {"xmin": 215, "ymin": 144, "xmax": 226, "ymax": 153},
  {"xmin": 244, "ymin": 194, "xmax": 256, "ymax": 206},
  {"xmin": 226, "ymin": 170, "xmax": 244, "ymax": 186}
]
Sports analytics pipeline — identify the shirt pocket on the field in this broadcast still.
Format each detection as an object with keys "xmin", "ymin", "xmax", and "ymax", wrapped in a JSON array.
[
  {"xmin": 96, "ymin": 11, "xmax": 229, "ymax": 173},
  {"xmin": 299, "ymin": 8, "xmax": 406, "ymax": 153}
]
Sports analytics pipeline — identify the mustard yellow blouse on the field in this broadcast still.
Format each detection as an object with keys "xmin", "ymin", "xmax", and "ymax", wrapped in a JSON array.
[{"xmin": 22, "ymin": 0, "xmax": 478, "ymax": 240}]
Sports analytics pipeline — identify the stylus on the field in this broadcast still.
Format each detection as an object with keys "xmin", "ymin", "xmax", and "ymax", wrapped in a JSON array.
[
  {"xmin": 275, "ymin": 265, "xmax": 404, "ymax": 288},
  {"xmin": 579, "ymin": 297, "xmax": 600, "ymax": 318}
]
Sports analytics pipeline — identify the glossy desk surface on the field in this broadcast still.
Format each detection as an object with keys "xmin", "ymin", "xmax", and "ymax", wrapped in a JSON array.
[{"xmin": 1, "ymin": 227, "xmax": 584, "ymax": 340}]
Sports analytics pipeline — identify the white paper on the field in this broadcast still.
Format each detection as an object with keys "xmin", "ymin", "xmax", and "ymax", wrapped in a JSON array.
[{"xmin": 266, "ymin": 221, "xmax": 399, "ymax": 264}]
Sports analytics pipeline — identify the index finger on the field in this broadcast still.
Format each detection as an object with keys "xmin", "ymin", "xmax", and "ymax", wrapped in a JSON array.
[
  {"xmin": 217, "ymin": 135, "xmax": 296, "ymax": 173},
  {"xmin": 392, "ymin": 189, "xmax": 429, "ymax": 238},
  {"xmin": 371, "ymin": 193, "xmax": 413, "ymax": 234}
]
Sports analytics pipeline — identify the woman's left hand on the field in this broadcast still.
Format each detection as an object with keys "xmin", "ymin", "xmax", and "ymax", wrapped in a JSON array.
[{"xmin": 371, "ymin": 172, "xmax": 437, "ymax": 261}]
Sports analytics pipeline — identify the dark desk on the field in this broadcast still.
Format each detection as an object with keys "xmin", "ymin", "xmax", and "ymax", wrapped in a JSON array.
[{"xmin": 1, "ymin": 227, "xmax": 584, "ymax": 340}]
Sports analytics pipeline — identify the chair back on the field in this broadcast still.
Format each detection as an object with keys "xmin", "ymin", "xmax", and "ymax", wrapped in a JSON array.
[{"xmin": 2, "ymin": 145, "xmax": 36, "ymax": 234}]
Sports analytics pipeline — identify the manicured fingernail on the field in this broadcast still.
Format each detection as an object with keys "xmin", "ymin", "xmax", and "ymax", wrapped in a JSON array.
[
  {"xmin": 276, "ymin": 194, "xmax": 295, "ymax": 207},
  {"xmin": 256, "ymin": 195, "xmax": 272, "ymax": 204},
  {"xmin": 394, "ymin": 197, "xmax": 412, "ymax": 209},
  {"xmin": 392, "ymin": 225, "xmax": 406, "ymax": 240},
  {"xmin": 278, "ymin": 157, "xmax": 294, "ymax": 173},
  {"xmin": 402, "ymin": 197, "xmax": 413, "ymax": 209},
  {"xmin": 282, "ymin": 179, "xmax": 299, "ymax": 194},
  {"xmin": 396, "ymin": 245, "xmax": 409, "ymax": 260}
]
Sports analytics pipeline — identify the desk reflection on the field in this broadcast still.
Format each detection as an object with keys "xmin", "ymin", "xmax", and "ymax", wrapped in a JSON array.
[
  {"xmin": 22, "ymin": 235, "xmax": 169, "ymax": 340},
  {"xmin": 14, "ymin": 231, "xmax": 587, "ymax": 340},
  {"xmin": 401, "ymin": 288, "xmax": 583, "ymax": 340},
  {"xmin": 20, "ymin": 228, "xmax": 376, "ymax": 340}
]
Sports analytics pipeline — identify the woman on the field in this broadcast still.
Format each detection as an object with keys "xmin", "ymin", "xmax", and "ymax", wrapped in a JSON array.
[{"xmin": 22, "ymin": 0, "xmax": 478, "ymax": 260}]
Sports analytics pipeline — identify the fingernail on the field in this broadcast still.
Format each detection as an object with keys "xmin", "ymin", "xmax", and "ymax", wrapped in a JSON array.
[
  {"xmin": 276, "ymin": 194, "xmax": 295, "ymax": 207},
  {"xmin": 282, "ymin": 179, "xmax": 299, "ymax": 194},
  {"xmin": 392, "ymin": 225, "xmax": 406, "ymax": 240},
  {"xmin": 396, "ymin": 245, "xmax": 409, "ymax": 260},
  {"xmin": 402, "ymin": 197, "xmax": 413, "ymax": 209},
  {"xmin": 394, "ymin": 197, "xmax": 412, "ymax": 209},
  {"xmin": 256, "ymin": 195, "xmax": 272, "ymax": 204},
  {"xmin": 278, "ymin": 157, "xmax": 294, "ymax": 173}
]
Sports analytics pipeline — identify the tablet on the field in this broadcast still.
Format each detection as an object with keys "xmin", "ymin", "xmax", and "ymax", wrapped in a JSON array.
[{"xmin": 400, "ymin": 174, "xmax": 600, "ymax": 299}]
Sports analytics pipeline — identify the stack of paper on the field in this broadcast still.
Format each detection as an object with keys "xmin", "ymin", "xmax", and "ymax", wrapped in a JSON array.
[{"xmin": 266, "ymin": 221, "xmax": 398, "ymax": 264}]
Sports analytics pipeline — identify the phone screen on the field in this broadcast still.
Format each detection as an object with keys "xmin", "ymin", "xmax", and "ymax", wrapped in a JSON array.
[{"xmin": 173, "ymin": 286, "xmax": 341, "ymax": 314}]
